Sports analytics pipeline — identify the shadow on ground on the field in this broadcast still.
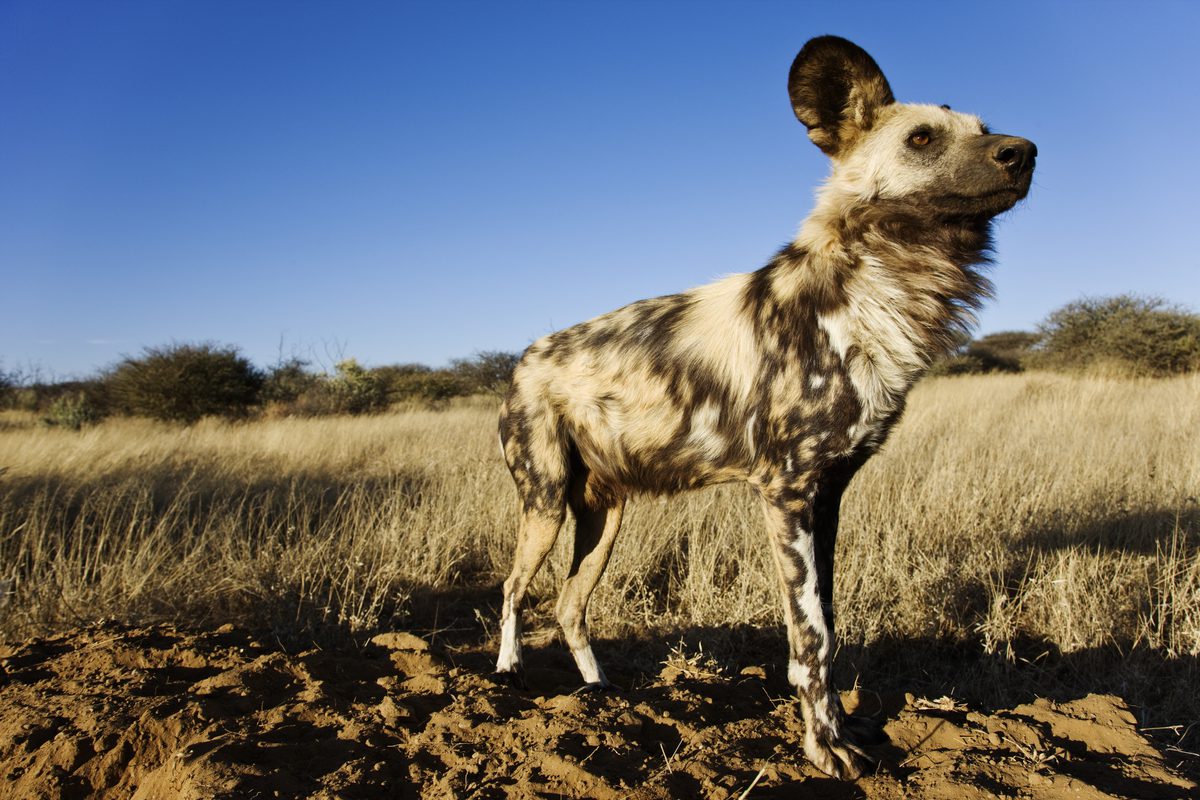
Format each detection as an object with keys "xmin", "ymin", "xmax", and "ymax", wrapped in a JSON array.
[{"xmin": 1013, "ymin": 503, "xmax": 1200, "ymax": 555}]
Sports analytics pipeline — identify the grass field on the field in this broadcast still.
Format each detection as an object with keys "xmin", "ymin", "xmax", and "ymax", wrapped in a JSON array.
[{"xmin": 1, "ymin": 372, "xmax": 1197, "ymax": 728}]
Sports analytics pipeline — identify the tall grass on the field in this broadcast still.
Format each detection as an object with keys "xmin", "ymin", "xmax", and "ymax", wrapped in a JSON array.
[{"xmin": 0, "ymin": 374, "xmax": 1197, "ymax": 715}]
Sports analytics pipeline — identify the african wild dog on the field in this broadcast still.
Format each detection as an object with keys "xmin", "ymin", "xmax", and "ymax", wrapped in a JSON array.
[{"xmin": 494, "ymin": 36, "xmax": 1035, "ymax": 778}]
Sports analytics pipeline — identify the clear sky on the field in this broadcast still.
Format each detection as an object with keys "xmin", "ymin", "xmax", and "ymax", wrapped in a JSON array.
[{"xmin": 2, "ymin": 1, "xmax": 1197, "ymax": 379}]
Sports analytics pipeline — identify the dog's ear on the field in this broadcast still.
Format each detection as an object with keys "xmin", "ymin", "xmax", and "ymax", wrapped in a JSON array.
[{"xmin": 788, "ymin": 36, "xmax": 894, "ymax": 156}]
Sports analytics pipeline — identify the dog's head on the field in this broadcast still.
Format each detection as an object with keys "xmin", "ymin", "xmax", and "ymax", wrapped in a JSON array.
[{"xmin": 789, "ymin": 36, "xmax": 1035, "ymax": 220}]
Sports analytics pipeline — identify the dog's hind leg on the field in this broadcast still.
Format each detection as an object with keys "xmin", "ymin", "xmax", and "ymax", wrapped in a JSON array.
[
  {"xmin": 556, "ymin": 474, "xmax": 625, "ymax": 689},
  {"xmin": 495, "ymin": 504, "xmax": 565, "ymax": 682},
  {"xmin": 495, "ymin": 400, "xmax": 569, "ymax": 683}
]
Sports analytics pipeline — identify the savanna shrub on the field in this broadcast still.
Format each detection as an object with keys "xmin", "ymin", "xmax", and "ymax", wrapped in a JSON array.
[
  {"xmin": 261, "ymin": 357, "xmax": 321, "ymax": 405},
  {"xmin": 928, "ymin": 330, "xmax": 1038, "ymax": 376},
  {"xmin": 1031, "ymin": 295, "xmax": 1200, "ymax": 376},
  {"xmin": 373, "ymin": 363, "xmax": 434, "ymax": 404},
  {"xmin": 0, "ymin": 366, "xmax": 12, "ymax": 408},
  {"xmin": 386, "ymin": 369, "xmax": 468, "ymax": 407},
  {"xmin": 0, "ymin": 364, "xmax": 43, "ymax": 411},
  {"xmin": 107, "ymin": 342, "xmax": 263, "ymax": 423},
  {"xmin": 44, "ymin": 391, "xmax": 103, "ymax": 430},
  {"xmin": 268, "ymin": 360, "xmax": 462, "ymax": 416},
  {"xmin": 7, "ymin": 388, "xmax": 39, "ymax": 413},
  {"xmin": 972, "ymin": 331, "xmax": 1041, "ymax": 368},
  {"xmin": 451, "ymin": 351, "xmax": 520, "ymax": 397},
  {"xmin": 327, "ymin": 359, "xmax": 388, "ymax": 414}
]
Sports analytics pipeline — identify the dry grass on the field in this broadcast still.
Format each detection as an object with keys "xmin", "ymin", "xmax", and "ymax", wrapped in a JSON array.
[{"xmin": 1, "ymin": 373, "xmax": 1197, "ymax": 724}]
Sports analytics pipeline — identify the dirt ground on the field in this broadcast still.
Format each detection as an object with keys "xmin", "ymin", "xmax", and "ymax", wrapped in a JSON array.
[{"xmin": 0, "ymin": 621, "xmax": 1195, "ymax": 800}]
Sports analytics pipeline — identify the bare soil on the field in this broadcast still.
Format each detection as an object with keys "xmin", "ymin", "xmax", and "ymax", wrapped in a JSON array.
[{"xmin": 0, "ymin": 620, "xmax": 1195, "ymax": 799}]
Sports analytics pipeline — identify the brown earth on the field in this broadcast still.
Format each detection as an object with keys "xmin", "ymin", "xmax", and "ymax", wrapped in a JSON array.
[{"xmin": 0, "ymin": 622, "xmax": 1195, "ymax": 800}]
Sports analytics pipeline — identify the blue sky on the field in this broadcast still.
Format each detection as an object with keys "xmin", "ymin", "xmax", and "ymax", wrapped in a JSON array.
[{"xmin": 2, "ymin": 1, "xmax": 1197, "ymax": 378}]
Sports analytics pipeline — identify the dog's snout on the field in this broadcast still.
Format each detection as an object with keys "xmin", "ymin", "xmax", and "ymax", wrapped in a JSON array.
[{"xmin": 992, "ymin": 136, "xmax": 1036, "ymax": 175}]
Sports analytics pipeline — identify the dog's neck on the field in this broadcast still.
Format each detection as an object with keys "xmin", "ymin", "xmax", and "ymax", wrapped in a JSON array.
[{"xmin": 783, "ymin": 187, "xmax": 994, "ymax": 420}]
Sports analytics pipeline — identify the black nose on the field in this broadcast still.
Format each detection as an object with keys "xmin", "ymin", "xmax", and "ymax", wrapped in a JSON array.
[{"xmin": 992, "ymin": 137, "xmax": 1037, "ymax": 175}]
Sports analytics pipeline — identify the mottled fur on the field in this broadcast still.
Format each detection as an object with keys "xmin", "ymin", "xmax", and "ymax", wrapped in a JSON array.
[{"xmin": 494, "ymin": 35, "xmax": 1035, "ymax": 778}]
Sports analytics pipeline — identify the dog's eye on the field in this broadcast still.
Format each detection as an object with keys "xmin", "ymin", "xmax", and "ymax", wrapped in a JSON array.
[{"xmin": 908, "ymin": 130, "xmax": 932, "ymax": 148}]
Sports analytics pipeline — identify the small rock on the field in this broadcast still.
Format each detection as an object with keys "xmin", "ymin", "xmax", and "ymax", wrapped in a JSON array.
[
  {"xmin": 617, "ymin": 712, "xmax": 643, "ymax": 731},
  {"xmin": 541, "ymin": 695, "xmax": 583, "ymax": 714},
  {"xmin": 377, "ymin": 696, "xmax": 412, "ymax": 726},
  {"xmin": 370, "ymin": 632, "xmax": 429, "ymax": 652}
]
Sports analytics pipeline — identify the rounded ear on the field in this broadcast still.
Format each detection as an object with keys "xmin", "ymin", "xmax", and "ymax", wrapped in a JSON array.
[{"xmin": 788, "ymin": 36, "xmax": 895, "ymax": 156}]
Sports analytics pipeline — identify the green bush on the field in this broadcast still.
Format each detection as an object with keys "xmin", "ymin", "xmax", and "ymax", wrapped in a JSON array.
[
  {"xmin": 450, "ymin": 351, "xmax": 520, "ymax": 397},
  {"xmin": 266, "ymin": 360, "xmax": 455, "ymax": 416},
  {"xmin": 107, "ymin": 342, "xmax": 264, "ymax": 423},
  {"xmin": 327, "ymin": 359, "xmax": 388, "ymax": 414},
  {"xmin": 1031, "ymin": 295, "xmax": 1200, "ymax": 376},
  {"xmin": 386, "ymin": 370, "xmax": 468, "ymax": 406},
  {"xmin": 8, "ymin": 388, "xmax": 39, "ymax": 412},
  {"xmin": 0, "ymin": 364, "xmax": 44, "ymax": 411},
  {"xmin": 928, "ymin": 330, "xmax": 1037, "ymax": 376},
  {"xmin": 971, "ymin": 331, "xmax": 1041, "ymax": 368},
  {"xmin": 0, "ymin": 365, "xmax": 12, "ymax": 408},
  {"xmin": 373, "ymin": 363, "xmax": 433, "ymax": 403},
  {"xmin": 276, "ymin": 359, "xmax": 389, "ymax": 416},
  {"xmin": 261, "ymin": 357, "xmax": 320, "ymax": 405},
  {"xmin": 44, "ymin": 391, "xmax": 103, "ymax": 430}
]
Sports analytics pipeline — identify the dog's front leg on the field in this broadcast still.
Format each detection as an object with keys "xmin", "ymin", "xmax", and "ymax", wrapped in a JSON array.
[{"xmin": 760, "ymin": 488, "xmax": 875, "ymax": 779}]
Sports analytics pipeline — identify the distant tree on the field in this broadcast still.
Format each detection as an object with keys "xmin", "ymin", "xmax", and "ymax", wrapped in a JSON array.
[
  {"xmin": 415, "ymin": 371, "xmax": 469, "ymax": 404},
  {"xmin": 384, "ymin": 369, "xmax": 468, "ymax": 406},
  {"xmin": 37, "ymin": 379, "xmax": 111, "ymax": 419},
  {"xmin": 373, "ymin": 363, "xmax": 432, "ymax": 404},
  {"xmin": 928, "ymin": 330, "xmax": 1037, "ymax": 376},
  {"xmin": 107, "ymin": 342, "xmax": 263, "ymax": 423},
  {"xmin": 0, "ymin": 364, "xmax": 12, "ymax": 408},
  {"xmin": 43, "ymin": 391, "xmax": 104, "ymax": 430},
  {"xmin": 451, "ymin": 351, "xmax": 521, "ymax": 397},
  {"xmin": 261, "ymin": 357, "xmax": 320, "ymax": 405},
  {"xmin": 0, "ymin": 362, "xmax": 46, "ymax": 410},
  {"xmin": 1031, "ymin": 294, "xmax": 1200, "ymax": 376},
  {"xmin": 327, "ymin": 359, "xmax": 388, "ymax": 414},
  {"xmin": 973, "ymin": 331, "xmax": 1041, "ymax": 365}
]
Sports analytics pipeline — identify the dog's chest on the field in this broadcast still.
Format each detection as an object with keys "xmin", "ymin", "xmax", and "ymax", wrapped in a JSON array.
[{"xmin": 750, "ymin": 364, "xmax": 872, "ymax": 468}]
